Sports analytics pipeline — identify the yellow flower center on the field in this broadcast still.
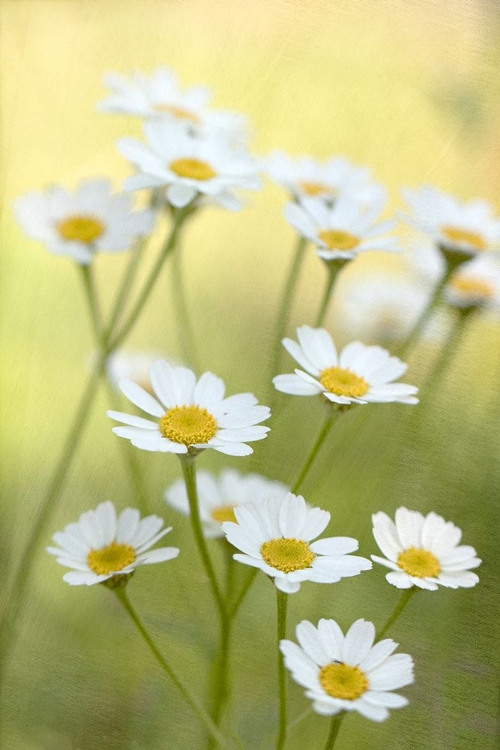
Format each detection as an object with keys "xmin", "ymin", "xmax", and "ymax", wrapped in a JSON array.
[
  {"xmin": 397, "ymin": 547, "xmax": 441, "ymax": 578},
  {"xmin": 298, "ymin": 180, "xmax": 336, "ymax": 198},
  {"xmin": 153, "ymin": 103, "xmax": 201, "ymax": 123},
  {"xmin": 449, "ymin": 276, "xmax": 494, "ymax": 301},
  {"xmin": 87, "ymin": 541, "xmax": 136, "ymax": 575},
  {"xmin": 58, "ymin": 215, "xmax": 104, "ymax": 243},
  {"xmin": 318, "ymin": 229, "xmax": 360, "ymax": 251},
  {"xmin": 441, "ymin": 225, "xmax": 486, "ymax": 251},
  {"xmin": 260, "ymin": 538, "xmax": 314, "ymax": 573},
  {"xmin": 159, "ymin": 405, "xmax": 217, "ymax": 445},
  {"xmin": 169, "ymin": 158, "xmax": 216, "ymax": 181},
  {"xmin": 319, "ymin": 663, "xmax": 369, "ymax": 700},
  {"xmin": 319, "ymin": 366, "xmax": 369, "ymax": 398},
  {"xmin": 211, "ymin": 505, "xmax": 237, "ymax": 523}
]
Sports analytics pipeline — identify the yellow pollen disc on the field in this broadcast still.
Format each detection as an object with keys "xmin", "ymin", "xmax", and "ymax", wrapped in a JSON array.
[
  {"xmin": 318, "ymin": 229, "xmax": 360, "ymax": 251},
  {"xmin": 169, "ymin": 157, "xmax": 216, "ymax": 181},
  {"xmin": 441, "ymin": 225, "xmax": 486, "ymax": 251},
  {"xmin": 319, "ymin": 366, "xmax": 369, "ymax": 398},
  {"xmin": 159, "ymin": 405, "xmax": 217, "ymax": 445},
  {"xmin": 58, "ymin": 215, "xmax": 104, "ymax": 243},
  {"xmin": 298, "ymin": 180, "xmax": 336, "ymax": 198},
  {"xmin": 260, "ymin": 538, "xmax": 314, "ymax": 573},
  {"xmin": 87, "ymin": 541, "xmax": 136, "ymax": 575},
  {"xmin": 211, "ymin": 505, "xmax": 237, "ymax": 523},
  {"xmin": 153, "ymin": 103, "xmax": 201, "ymax": 123},
  {"xmin": 319, "ymin": 663, "xmax": 368, "ymax": 700},
  {"xmin": 397, "ymin": 547, "xmax": 441, "ymax": 578},
  {"xmin": 450, "ymin": 276, "xmax": 493, "ymax": 300}
]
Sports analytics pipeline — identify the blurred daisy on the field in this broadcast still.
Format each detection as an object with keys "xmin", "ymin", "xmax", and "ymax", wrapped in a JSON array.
[
  {"xmin": 14, "ymin": 179, "xmax": 154, "ymax": 265},
  {"xmin": 284, "ymin": 196, "xmax": 397, "ymax": 263},
  {"xmin": 371, "ymin": 507, "xmax": 481, "ymax": 590},
  {"xmin": 444, "ymin": 255, "xmax": 500, "ymax": 311},
  {"xmin": 402, "ymin": 186, "xmax": 500, "ymax": 259},
  {"xmin": 280, "ymin": 618, "xmax": 414, "ymax": 721},
  {"xmin": 99, "ymin": 68, "xmax": 247, "ymax": 141},
  {"xmin": 165, "ymin": 469, "xmax": 288, "ymax": 537},
  {"xmin": 222, "ymin": 492, "xmax": 371, "ymax": 593},
  {"xmin": 273, "ymin": 326, "xmax": 418, "ymax": 406},
  {"xmin": 107, "ymin": 359, "xmax": 270, "ymax": 456},
  {"xmin": 118, "ymin": 121, "xmax": 260, "ymax": 210},
  {"xmin": 106, "ymin": 350, "xmax": 179, "ymax": 394},
  {"xmin": 47, "ymin": 501, "xmax": 179, "ymax": 586}
]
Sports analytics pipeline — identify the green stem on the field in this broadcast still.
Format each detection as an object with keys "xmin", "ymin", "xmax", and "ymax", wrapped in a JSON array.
[
  {"xmin": 79, "ymin": 265, "xmax": 103, "ymax": 339},
  {"xmin": 114, "ymin": 587, "xmax": 226, "ymax": 747},
  {"xmin": 229, "ymin": 568, "xmax": 258, "ymax": 619},
  {"xmin": 170, "ymin": 244, "xmax": 199, "ymax": 370},
  {"xmin": 314, "ymin": 263, "xmax": 342, "ymax": 328},
  {"xmin": 420, "ymin": 311, "xmax": 467, "ymax": 397},
  {"xmin": 399, "ymin": 272, "xmax": 450, "ymax": 359},
  {"xmin": 276, "ymin": 589, "xmax": 288, "ymax": 750},
  {"xmin": 102, "ymin": 235, "xmax": 148, "ymax": 344},
  {"xmin": 378, "ymin": 588, "xmax": 416, "ymax": 639},
  {"xmin": 323, "ymin": 712, "xmax": 345, "ymax": 750},
  {"xmin": 291, "ymin": 409, "xmax": 338, "ymax": 494}
]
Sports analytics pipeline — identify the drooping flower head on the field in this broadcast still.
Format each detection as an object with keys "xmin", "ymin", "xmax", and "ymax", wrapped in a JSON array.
[
  {"xmin": 273, "ymin": 326, "xmax": 418, "ymax": 406},
  {"xmin": 444, "ymin": 255, "xmax": 500, "ymax": 312},
  {"xmin": 371, "ymin": 507, "xmax": 481, "ymax": 590},
  {"xmin": 47, "ymin": 501, "xmax": 179, "ymax": 586},
  {"xmin": 281, "ymin": 618, "xmax": 414, "ymax": 721},
  {"xmin": 108, "ymin": 360, "xmax": 270, "ymax": 457}
]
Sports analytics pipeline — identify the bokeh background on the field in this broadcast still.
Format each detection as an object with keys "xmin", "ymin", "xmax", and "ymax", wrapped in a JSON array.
[{"xmin": 1, "ymin": 0, "xmax": 500, "ymax": 748}]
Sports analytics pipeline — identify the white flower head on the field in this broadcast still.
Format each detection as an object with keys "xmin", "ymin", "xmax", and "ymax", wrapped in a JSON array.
[
  {"xmin": 106, "ymin": 350, "xmax": 179, "ymax": 394},
  {"xmin": 107, "ymin": 360, "xmax": 270, "ymax": 457},
  {"xmin": 222, "ymin": 492, "xmax": 372, "ymax": 593},
  {"xmin": 14, "ymin": 179, "xmax": 154, "ymax": 265},
  {"xmin": 99, "ymin": 68, "xmax": 248, "ymax": 142},
  {"xmin": 284, "ymin": 195, "xmax": 397, "ymax": 263},
  {"xmin": 118, "ymin": 121, "xmax": 261, "ymax": 210},
  {"xmin": 47, "ymin": 501, "xmax": 179, "ymax": 586},
  {"xmin": 273, "ymin": 326, "xmax": 419, "ymax": 406},
  {"xmin": 280, "ymin": 618, "xmax": 414, "ymax": 721},
  {"xmin": 444, "ymin": 255, "xmax": 500, "ymax": 311},
  {"xmin": 402, "ymin": 185, "xmax": 500, "ymax": 259},
  {"xmin": 165, "ymin": 469, "xmax": 289, "ymax": 538},
  {"xmin": 371, "ymin": 507, "xmax": 481, "ymax": 590}
]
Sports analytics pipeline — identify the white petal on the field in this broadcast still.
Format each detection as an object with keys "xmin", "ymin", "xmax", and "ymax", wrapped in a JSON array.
[
  {"xmin": 310, "ymin": 537, "xmax": 358, "ymax": 556},
  {"xmin": 273, "ymin": 374, "xmax": 320, "ymax": 395},
  {"xmin": 342, "ymin": 619, "xmax": 376, "ymax": 665},
  {"xmin": 106, "ymin": 411, "xmax": 158, "ymax": 430},
  {"xmin": 119, "ymin": 378, "xmax": 164, "ymax": 417},
  {"xmin": 274, "ymin": 576, "xmax": 301, "ymax": 593},
  {"xmin": 136, "ymin": 546, "xmax": 180, "ymax": 564},
  {"xmin": 167, "ymin": 183, "xmax": 197, "ymax": 208}
]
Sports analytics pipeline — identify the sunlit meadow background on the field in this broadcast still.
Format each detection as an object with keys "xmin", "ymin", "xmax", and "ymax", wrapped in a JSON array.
[{"xmin": 1, "ymin": 0, "xmax": 500, "ymax": 748}]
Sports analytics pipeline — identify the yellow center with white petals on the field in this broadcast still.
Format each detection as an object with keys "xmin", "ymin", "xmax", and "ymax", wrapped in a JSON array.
[
  {"xmin": 159, "ymin": 405, "xmax": 217, "ymax": 445},
  {"xmin": 441, "ymin": 225, "xmax": 486, "ymax": 251},
  {"xmin": 319, "ymin": 663, "xmax": 368, "ymax": 700},
  {"xmin": 319, "ymin": 367, "xmax": 369, "ymax": 398},
  {"xmin": 318, "ymin": 229, "xmax": 360, "ymax": 250},
  {"xmin": 260, "ymin": 538, "xmax": 314, "ymax": 573},
  {"xmin": 397, "ymin": 547, "xmax": 441, "ymax": 578},
  {"xmin": 153, "ymin": 103, "xmax": 201, "ymax": 123},
  {"xmin": 87, "ymin": 541, "xmax": 136, "ymax": 575},
  {"xmin": 169, "ymin": 158, "xmax": 216, "ymax": 181},
  {"xmin": 58, "ymin": 215, "xmax": 104, "ymax": 243},
  {"xmin": 211, "ymin": 505, "xmax": 237, "ymax": 523},
  {"xmin": 449, "ymin": 276, "xmax": 494, "ymax": 301},
  {"xmin": 298, "ymin": 180, "xmax": 336, "ymax": 198}
]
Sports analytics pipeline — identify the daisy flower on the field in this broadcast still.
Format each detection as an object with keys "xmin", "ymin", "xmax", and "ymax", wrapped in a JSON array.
[
  {"xmin": 106, "ymin": 350, "xmax": 179, "ymax": 395},
  {"xmin": 118, "ymin": 121, "xmax": 261, "ymax": 210},
  {"xmin": 280, "ymin": 618, "xmax": 414, "ymax": 721},
  {"xmin": 273, "ymin": 326, "xmax": 418, "ymax": 406},
  {"xmin": 222, "ymin": 492, "xmax": 371, "ymax": 594},
  {"xmin": 47, "ymin": 501, "xmax": 179, "ymax": 586},
  {"xmin": 14, "ymin": 179, "xmax": 154, "ymax": 265},
  {"xmin": 284, "ymin": 195, "xmax": 397, "ymax": 263},
  {"xmin": 107, "ymin": 359, "xmax": 270, "ymax": 457},
  {"xmin": 99, "ymin": 68, "xmax": 247, "ymax": 141},
  {"xmin": 444, "ymin": 255, "xmax": 500, "ymax": 311},
  {"xmin": 165, "ymin": 469, "xmax": 288, "ymax": 538},
  {"xmin": 371, "ymin": 507, "xmax": 481, "ymax": 590},
  {"xmin": 402, "ymin": 185, "xmax": 500, "ymax": 260}
]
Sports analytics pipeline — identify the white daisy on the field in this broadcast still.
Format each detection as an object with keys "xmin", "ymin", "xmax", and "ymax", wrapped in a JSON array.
[
  {"xmin": 47, "ymin": 501, "xmax": 179, "ymax": 586},
  {"xmin": 14, "ymin": 179, "xmax": 154, "ymax": 265},
  {"xmin": 402, "ymin": 185, "xmax": 500, "ymax": 259},
  {"xmin": 444, "ymin": 255, "xmax": 500, "ymax": 311},
  {"xmin": 284, "ymin": 195, "xmax": 397, "ymax": 263},
  {"xmin": 371, "ymin": 507, "xmax": 481, "ymax": 590},
  {"xmin": 165, "ymin": 469, "xmax": 289, "ymax": 538},
  {"xmin": 107, "ymin": 359, "xmax": 270, "ymax": 457},
  {"xmin": 273, "ymin": 326, "xmax": 418, "ymax": 406},
  {"xmin": 99, "ymin": 68, "xmax": 247, "ymax": 141},
  {"xmin": 280, "ymin": 618, "xmax": 414, "ymax": 721},
  {"xmin": 106, "ymin": 350, "xmax": 179, "ymax": 395},
  {"xmin": 222, "ymin": 492, "xmax": 371, "ymax": 594},
  {"xmin": 118, "ymin": 121, "xmax": 261, "ymax": 210}
]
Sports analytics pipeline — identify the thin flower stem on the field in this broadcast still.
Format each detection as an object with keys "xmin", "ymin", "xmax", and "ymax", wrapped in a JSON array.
[
  {"xmin": 420, "ymin": 310, "xmax": 468, "ymax": 397},
  {"xmin": 276, "ymin": 589, "xmax": 288, "ymax": 750},
  {"xmin": 291, "ymin": 409, "xmax": 338, "ymax": 494},
  {"xmin": 114, "ymin": 587, "xmax": 227, "ymax": 748},
  {"xmin": 398, "ymin": 273, "xmax": 449, "ymax": 358},
  {"xmin": 170, "ymin": 244, "xmax": 199, "ymax": 370},
  {"xmin": 323, "ymin": 712, "xmax": 345, "ymax": 750},
  {"xmin": 230, "ymin": 568, "xmax": 258, "ymax": 619},
  {"xmin": 102, "ymin": 234, "xmax": 148, "ymax": 343},
  {"xmin": 378, "ymin": 588, "xmax": 416, "ymax": 639},
  {"xmin": 314, "ymin": 264, "xmax": 341, "ymax": 328},
  {"xmin": 79, "ymin": 265, "xmax": 103, "ymax": 340}
]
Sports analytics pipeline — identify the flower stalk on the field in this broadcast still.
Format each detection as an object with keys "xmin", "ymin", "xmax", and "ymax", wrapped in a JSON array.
[{"xmin": 276, "ymin": 589, "xmax": 289, "ymax": 750}]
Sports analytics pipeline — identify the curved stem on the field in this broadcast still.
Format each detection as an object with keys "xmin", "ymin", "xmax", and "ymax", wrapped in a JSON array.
[
  {"xmin": 102, "ymin": 235, "xmax": 148, "ymax": 344},
  {"xmin": 399, "ymin": 273, "xmax": 449, "ymax": 359},
  {"xmin": 378, "ymin": 588, "xmax": 416, "ymax": 639},
  {"xmin": 114, "ymin": 587, "xmax": 226, "ymax": 747},
  {"xmin": 291, "ymin": 409, "xmax": 339, "ymax": 494},
  {"xmin": 314, "ymin": 264, "xmax": 342, "ymax": 328},
  {"xmin": 230, "ymin": 568, "xmax": 258, "ymax": 619},
  {"xmin": 79, "ymin": 265, "xmax": 103, "ymax": 340},
  {"xmin": 276, "ymin": 589, "xmax": 288, "ymax": 750},
  {"xmin": 170, "ymin": 244, "xmax": 199, "ymax": 370},
  {"xmin": 420, "ymin": 311, "xmax": 466, "ymax": 397},
  {"xmin": 323, "ymin": 712, "xmax": 345, "ymax": 750}
]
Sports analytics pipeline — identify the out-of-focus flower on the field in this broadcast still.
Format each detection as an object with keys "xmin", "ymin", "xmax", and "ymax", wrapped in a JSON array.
[
  {"xmin": 371, "ymin": 507, "xmax": 481, "ymax": 590},
  {"xmin": 273, "ymin": 326, "xmax": 418, "ymax": 406},
  {"xmin": 444, "ymin": 255, "xmax": 500, "ymax": 311},
  {"xmin": 106, "ymin": 351, "xmax": 179, "ymax": 394},
  {"xmin": 14, "ymin": 179, "xmax": 154, "ymax": 265},
  {"xmin": 280, "ymin": 618, "xmax": 414, "ymax": 721}
]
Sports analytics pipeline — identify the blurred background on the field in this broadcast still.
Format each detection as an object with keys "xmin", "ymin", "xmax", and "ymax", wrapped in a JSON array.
[{"xmin": 1, "ymin": 0, "xmax": 499, "ymax": 748}]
